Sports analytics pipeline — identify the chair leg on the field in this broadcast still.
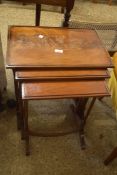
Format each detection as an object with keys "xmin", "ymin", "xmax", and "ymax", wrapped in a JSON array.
[
  {"xmin": 63, "ymin": 8, "xmax": 71, "ymax": 27},
  {"xmin": 35, "ymin": 4, "xmax": 41, "ymax": 26},
  {"xmin": 23, "ymin": 100, "xmax": 30, "ymax": 156},
  {"xmin": 61, "ymin": 7, "xmax": 64, "ymax": 13},
  {"xmin": 108, "ymin": 0, "xmax": 112, "ymax": 5},
  {"xmin": 104, "ymin": 147, "xmax": 117, "ymax": 165}
]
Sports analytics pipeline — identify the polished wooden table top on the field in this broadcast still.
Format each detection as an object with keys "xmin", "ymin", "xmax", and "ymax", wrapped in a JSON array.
[
  {"xmin": 6, "ymin": 26, "xmax": 112, "ymax": 69},
  {"xmin": 22, "ymin": 80, "xmax": 110, "ymax": 100},
  {"xmin": 15, "ymin": 69, "xmax": 110, "ymax": 80}
]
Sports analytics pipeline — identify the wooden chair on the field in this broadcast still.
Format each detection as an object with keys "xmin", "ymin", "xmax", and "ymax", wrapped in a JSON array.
[
  {"xmin": 3, "ymin": 0, "xmax": 75, "ymax": 26},
  {"xmin": 34, "ymin": 0, "xmax": 76, "ymax": 26}
]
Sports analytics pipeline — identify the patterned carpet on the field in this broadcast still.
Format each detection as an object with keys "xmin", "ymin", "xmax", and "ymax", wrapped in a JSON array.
[{"xmin": 0, "ymin": 0, "xmax": 117, "ymax": 174}]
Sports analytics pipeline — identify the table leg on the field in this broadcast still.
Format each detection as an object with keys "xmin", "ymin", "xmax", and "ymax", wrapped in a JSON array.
[
  {"xmin": 36, "ymin": 4, "xmax": 41, "ymax": 26},
  {"xmin": 84, "ymin": 97, "xmax": 96, "ymax": 125},
  {"xmin": 104, "ymin": 147, "xmax": 117, "ymax": 165},
  {"xmin": 13, "ymin": 71, "xmax": 21, "ymax": 130},
  {"xmin": 18, "ymin": 82, "xmax": 25, "ymax": 140},
  {"xmin": 23, "ymin": 100, "xmax": 30, "ymax": 156},
  {"xmin": 0, "ymin": 91, "xmax": 5, "ymax": 112},
  {"xmin": 77, "ymin": 98, "xmax": 88, "ymax": 149},
  {"xmin": 72, "ymin": 98, "xmax": 88, "ymax": 149}
]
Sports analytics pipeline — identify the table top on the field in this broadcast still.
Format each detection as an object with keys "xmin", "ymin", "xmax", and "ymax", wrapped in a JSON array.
[
  {"xmin": 22, "ymin": 80, "xmax": 110, "ymax": 100},
  {"xmin": 6, "ymin": 26, "xmax": 113, "ymax": 69},
  {"xmin": 15, "ymin": 69, "xmax": 110, "ymax": 80}
]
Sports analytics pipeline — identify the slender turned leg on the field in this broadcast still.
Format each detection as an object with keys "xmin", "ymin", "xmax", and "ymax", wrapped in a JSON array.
[
  {"xmin": 23, "ymin": 100, "xmax": 30, "ymax": 156},
  {"xmin": 63, "ymin": 8, "xmax": 71, "ymax": 27},
  {"xmin": 62, "ymin": 0, "xmax": 75, "ymax": 27},
  {"xmin": 84, "ymin": 97, "xmax": 96, "ymax": 125},
  {"xmin": 20, "ymin": 99, "xmax": 25, "ymax": 140},
  {"xmin": 0, "ymin": 91, "xmax": 4, "ymax": 112},
  {"xmin": 108, "ymin": 0, "xmax": 112, "ymax": 5},
  {"xmin": 15, "ymin": 80, "xmax": 22, "ymax": 130},
  {"xmin": 77, "ymin": 98, "xmax": 88, "ymax": 149},
  {"xmin": 61, "ymin": 7, "xmax": 64, "ymax": 13},
  {"xmin": 13, "ymin": 70, "xmax": 21, "ymax": 130},
  {"xmin": 72, "ymin": 98, "xmax": 88, "ymax": 149},
  {"xmin": 18, "ymin": 82, "xmax": 25, "ymax": 140},
  {"xmin": 36, "ymin": 4, "xmax": 41, "ymax": 26},
  {"xmin": 104, "ymin": 147, "xmax": 117, "ymax": 165}
]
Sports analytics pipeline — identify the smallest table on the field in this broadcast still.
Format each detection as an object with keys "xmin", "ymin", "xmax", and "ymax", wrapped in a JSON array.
[{"xmin": 21, "ymin": 80, "xmax": 110, "ymax": 155}]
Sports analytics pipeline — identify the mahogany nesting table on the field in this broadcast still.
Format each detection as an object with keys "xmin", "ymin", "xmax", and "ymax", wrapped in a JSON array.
[{"xmin": 6, "ymin": 26, "xmax": 112, "ymax": 155}]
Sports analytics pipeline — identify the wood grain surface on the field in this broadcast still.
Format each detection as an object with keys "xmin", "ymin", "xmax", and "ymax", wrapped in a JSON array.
[
  {"xmin": 22, "ymin": 80, "xmax": 110, "ymax": 100},
  {"xmin": 6, "ymin": 26, "xmax": 112, "ymax": 69},
  {"xmin": 15, "ymin": 69, "xmax": 110, "ymax": 80}
]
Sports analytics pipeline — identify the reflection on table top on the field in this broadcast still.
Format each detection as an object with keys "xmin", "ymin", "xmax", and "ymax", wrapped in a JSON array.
[{"xmin": 6, "ymin": 26, "xmax": 113, "ymax": 69}]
